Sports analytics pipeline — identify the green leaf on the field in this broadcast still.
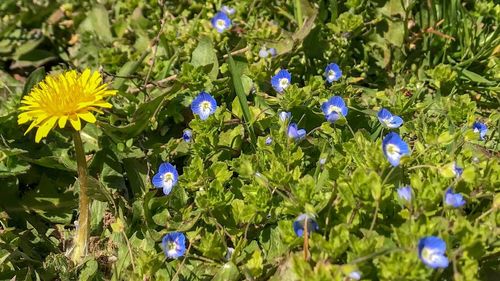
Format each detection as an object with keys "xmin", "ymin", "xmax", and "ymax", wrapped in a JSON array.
[
  {"xmin": 213, "ymin": 262, "xmax": 240, "ymax": 281},
  {"xmin": 89, "ymin": 5, "xmax": 113, "ymax": 43},
  {"xmin": 191, "ymin": 36, "xmax": 219, "ymax": 80}
]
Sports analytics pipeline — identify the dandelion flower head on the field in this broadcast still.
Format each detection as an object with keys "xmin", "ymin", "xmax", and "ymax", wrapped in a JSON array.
[{"xmin": 18, "ymin": 69, "xmax": 116, "ymax": 142}]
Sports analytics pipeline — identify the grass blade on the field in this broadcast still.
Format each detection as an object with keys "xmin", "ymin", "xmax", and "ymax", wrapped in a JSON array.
[{"xmin": 227, "ymin": 54, "xmax": 256, "ymax": 144}]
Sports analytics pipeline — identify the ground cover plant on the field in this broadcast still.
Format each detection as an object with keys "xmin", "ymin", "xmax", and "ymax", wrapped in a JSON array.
[{"xmin": 0, "ymin": 0, "xmax": 499, "ymax": 280}]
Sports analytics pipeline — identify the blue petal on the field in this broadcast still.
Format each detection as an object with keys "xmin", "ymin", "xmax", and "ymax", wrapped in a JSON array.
[
  {"xmin": 445, "ymin": 188, "xmax": 465, "ymax": 207},
  {"xmin": 321, "ymin": 100, "xmax": 331, "ymax": 115},
  {"xmin": 431, "ymin": 255, "xmax": 449, "ymax": 268},
  {"xmin": 182, "ymin": 130, "xmax": 192, "ymax": 142},
  {"xmin": 397, "ymin": 186, "xmax": 412, "ymax": 201},
  {"xmin": 419, "ymin": 236, "xmax": 447, "ymax": 253},
  {"xmin": 297, "ymin": 129, "xmax": 306, "ymax": 140},
  {"xmin": 163, "ymin": 185, "xmax": 173, "ymax": 195},
  {"xmin": 329, "ymin": 96, "xmax": 346, "ymax": 108},
  {"xmin": 387, "ymin": 116, "xmax": 403, "ymax": 128},
  {"xmin": 326, "ymin": 112, "xmax": 340, "ymax": 122},
  {"xmin": 152, "ymin": 173, "xmax": 164, "ymax": 188},
  {"xmin": 473, "ymin": 121, "xmax": 487, "ymax": 140},
  {"xmin": 287, "ymin": 123, "xmax": 298, "ymax": 138},
  {"xmin": 378, "ymin": 108, "xmax": 392, "ymax": 120}
]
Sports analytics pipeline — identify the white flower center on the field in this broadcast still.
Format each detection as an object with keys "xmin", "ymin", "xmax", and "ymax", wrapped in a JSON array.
[
  {"xmin": 162, "ymin": 172, "xmax": 174, "ymax": 186},
  {"xmin": 473, "ymin": 128, "xmax": 479, "ymax": 133},
  {"xmin": 216, "ymin": 19, "xmax": 226, "ymax": 29},
  {"xmin": 200, "ymin": 101, "xmax": 212, "ymax": 114},
  {"xmin": 327, "ymin": 105, "xmax": 341, "ymax": 115},
  {"xmin": 422, "ymin": 247, "xmax": 440, "ymax": 263},
  {"xmin": 386, "ymin": 143, "xmax": 400, "ymax": 158},
  {"xmin": 383, "ymin": 117, "xmax": 394, "ymax": 126},
  {"xmin": 279, "ymin": 78, "xmax": 289, "ymax": 89},
  {"xmin": 328, "ymin": 70, "xmax": 336, "ymax": 80}
]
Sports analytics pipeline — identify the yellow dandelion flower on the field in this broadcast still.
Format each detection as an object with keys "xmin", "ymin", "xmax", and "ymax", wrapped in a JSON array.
[{"xmin": 18, "ymin": 69, "xmax": 117, "ymax": 142}]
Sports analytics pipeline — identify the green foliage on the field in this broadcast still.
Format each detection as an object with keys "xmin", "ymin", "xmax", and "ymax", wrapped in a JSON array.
[{"xmin": 1, "ymin": 0, "xmax": 499, "ymax": 280}]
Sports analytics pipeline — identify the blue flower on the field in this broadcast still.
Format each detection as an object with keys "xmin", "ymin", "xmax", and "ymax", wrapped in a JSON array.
[
  {"xmin": 287, "ymin": 123, "xmax": 306, "ymax": 140},
  {"xmin": 324, "ymin": 63, "xmax": 342, "ymax": 83},
  {"xmin": 279, "ymin": 111, "xmax": 291, "ymax": 122},
  {"xmin": 378, "ymin": 108, "xmax": 403, "ymax": 128},
  {"xmin": 418, "ymin": 236, "xmax": 449, "ymax": 269},
  {"xmin": 452, "ymin": 162, "xmax": 463, "ymax": 177},
  {"xmin": 472, "ymin": 121, "xmax": 487, "ymax": 140},
  {"xmin": 182, "ymin": 129, "xmax": 192, "ymax": 142},
  {"xmin": 382, "ymin": 132, "xmax": 410, "ymax": 166},
  {"xmin": 293, "ymin": 214, "xmax": 319, "ymax": 237},
  {"xmin": 271, "ymin": 69, "xmax": 291, "ymax": 93},
  {"xmin": 191, "ymin": 91, "xmax": 217, "ymax": 120},
  {"xmin": 321, "ymin": 96, "xmax": 348, "ymax": 123},
  {"xmin": 397, "ymin": 186, "xmax": 412, "ymax": 202},
  {"xmin": 265, "ymin": 136, "xmax": 272, "ymax": 145},
  {"xmin": 221, "ymin": 5, "xmax": 235, "ymax": 15},
  {"xmin": 319, "ymin": 158, "xmax": 327, "ymax": 165},
  {"xmin": 268, "ymin": 48, "xmax": 277, "ymax": 57},
  {"xmin": 211, "ymin": 12, "xmax": 231, "ymax": 33},
  {"xmin": 152, "ymin": 163, "xmax": 179, "ymax": 195},
  {"xmin": 348, "ymin": 271, "xmax": 362, "ymax": 280},
  {"xmin": 162, "ymin": 232, "xmax": 186, "ymax": 259},
  {"xmin": 258, "ymin": 47, "xmax": 269, "ymax": 58},
  {"xmin": 444, "ymin": 188, "xmax": 465, "ymax": 208}
]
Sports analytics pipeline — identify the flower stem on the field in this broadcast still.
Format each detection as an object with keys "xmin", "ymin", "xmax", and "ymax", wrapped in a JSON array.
[{"xmin": 72, "ymin": 130, "xmax": 90, "ymax": 263}]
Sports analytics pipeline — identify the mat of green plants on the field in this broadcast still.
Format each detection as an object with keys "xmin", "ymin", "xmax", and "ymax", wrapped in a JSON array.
[{"xmin": 0, "ymin": 0, "xmax": 499, "ymax": 280}]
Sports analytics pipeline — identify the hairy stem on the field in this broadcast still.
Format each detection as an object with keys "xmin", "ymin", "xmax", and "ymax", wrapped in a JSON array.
[{"xmin": 71, "ymin": 131, "xmax": 90, "ymax": 263}]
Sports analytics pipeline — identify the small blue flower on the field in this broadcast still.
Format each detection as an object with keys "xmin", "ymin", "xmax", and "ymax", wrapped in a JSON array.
[
  {"xmin": 348, "ymin": 271, "xmax": 362, "ymax": 280},
  {"xmin": 287, "ymin": 123, "xmax": 306, "ymax": 140},
  {"xmin": 293, "ymin": 214, "xmax": 319, "ymax": 237},
  {"xmin": 418, "ymin": 236, "xmax": 449, "ymax": 269},
  {"xmin": 319, "ymin": 158, "xmax": 327, "ymax": 165},
  {"xmin": 452, "ymin": 162, "xmax": 463, "ymax": 177},
  {"xmin": 397, "ymin": 186, "xmax": 412, "ymax": 202},
  {"xmin": 268, "ymin": 48, "xmax": 277, "ymax": 57},
  {"xmin": 162, "ymin": 232, "xmax": 186, "ymax": 259},
  {"xmin": 211, "ymin": 12, "xmax": 231, "ymax": 33},
  {"xmin": 378, "ymin": 108, "xmax": 404, "ymax": 129},
  {"xmin": 182, "ymin": 129, "xmax": 192, "ymax": 142},
  {"xmin": 221, "ymin": 5, "xmax": 235, "ymax": 15},
  {"xmin": 324, "ymin": 63, "xmax": 342, "ymax": 83},
  {"xmin": 152, "ymin": 163, "xmax": 179, "ymax": 195},
  {"xmin": 258, "ymin": 47, "xmax": 269, "ymax": 58},
  {"xmin": 444, "ymin": 188, "xmax": 465, "ymax": 208},
  {"xmin": 271, "ymin": 69, "xmax": 291, "ymax": 93},
  {"xmin": 321, "ymin": 96, "xmax": 348, "ymax": 123},
  {"xmin": 472, "ymin": 121, "xmax": 487, "ymax": 140},
  {"xmin": 382, "ymin": 132, "xmax": 410, "ymax": 167},
  {"xmin": 279, "ymin": 111, "xmax": 291, "ymax": 122},
  {"xmin": 265, "ymin": 136, "xmax": 272, "ymax": 145},
  {"xmin": 191, "ymin": 91, "xmax": 217, "ymax": 120}
]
